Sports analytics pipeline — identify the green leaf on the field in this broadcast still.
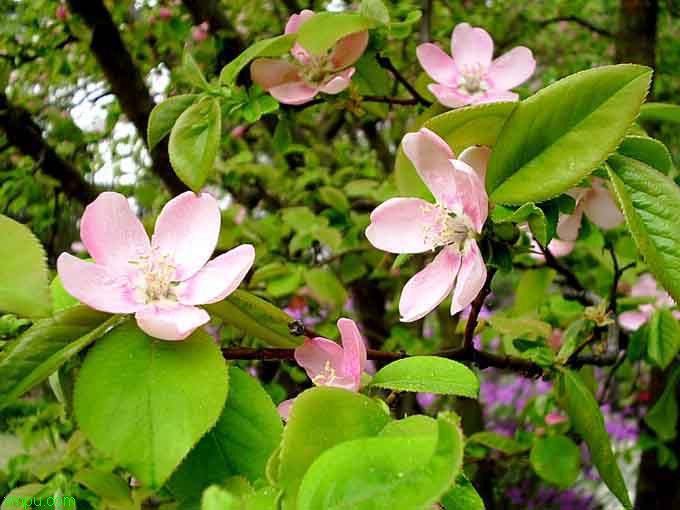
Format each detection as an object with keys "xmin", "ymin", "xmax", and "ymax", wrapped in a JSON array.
[
  {"xmin": 205, "ymin": 289, "xmax": 301, "ymax": 347},
  {"xmin": 467, "ymin": 431, "xmax": 527, "ymax": 455},
  {"xmin": 487, "ymin": 65, "xmax": 652, "ymax": 204},
  {"xmin": 168, "ymin": 98, "xmax": 222, "ymax": 191},
  {"xmin": 389, "ymin": 10, "xmax": 422, "ymax": 39},
  {"xmin": 278, "ymin": 387, "xmax": 390, "ymax": 509},
  {"xmin": 304, "ymin": 268, "xmax": 348, "ymax": 309},
  {"xmin": 50, "ymin": 275, "xmax": 79, "ymax": 313},
  {"xmin": 74, "ymin": 469, "xmax": 133, "ymax": 507},
  {"xmin": 354, "ymin": 53, "xmax": 391, "ymax": 118},
  {"xmin": 201, "ymin": 485, "xmax": 281, "ymax": 510},
  {"xmin": 647, "ymin": 309, "xmax": 680, "ymax": 369},
  {"xmin": 440, "ymin": 474, "xmax": 485, "ymax": 510},
  {"xmin": 147, "ymin": 94, "xmax": 198, "ymax": 151},
  {"xmin": 616, "ymin": 135, "xmax": 673, "ymax": 174},
  {"xmin": 318, "ymin": 186, "xmax": 350, "ymax": 213},
  {"xmin": 359, "ymin": 0, "xmax": 389, "ymax": 24},
  {"xmin": 644, "ymin": 366, "xmax": 680, "ymax": 441},
  {"xmin": 74, "ymin": 321, "xmax": 229, "ymax": 489},
  {"xmin": 557, "ymin": 369, "xmax": 632, "ymax": 509},
  {"xmin": 297, "ymin": 415, "xmax": 463, "ymax": 510},
  {"xmin": 395, "ymin": 102, "xmax": 516, "ymax": 201},
  {"xmin": 167, "ymin": 367, "xmax": 283, "ymax": 504},
  {"xmin": 219, "ymin": 34, "xmax": 296, "ymax": 86},
  {"xmin": 0, "ymin": 306, "xmax": 110, "ymax": 409},
  {"xmin": 556, "ymin": 319, "xmax": 587, "ymax": 364},
  {"xmin": 530, "ymin": 435, "xmax": 581, "ymax": 487},
  {"xmin": 370, "ymin": 356, "xmax": 479, "ymax": 398},
  {"xmin": 0, "ymin": 214, "xmax": 51, "ymax": 318},
  {"xmin": 487, "ymin": 315, "xmax": 552, "ymax": 339},
  {"xmin": 639, "ymin": 102, "xmax": 680, "ymax": 124},
  {"xmin": 513, "ymin": 268, "xmax": 555, "ymax": 316},
  {"xmin": 295, "ymin": 13, "xmax": 375, "ymax": 56},
  {"xmin": 607, "ymin": 154, "xmax": 680, "ymax": 304},
  {"xmin": 181, "ymin": 50, "xmax": 210, "ymax": 90}
]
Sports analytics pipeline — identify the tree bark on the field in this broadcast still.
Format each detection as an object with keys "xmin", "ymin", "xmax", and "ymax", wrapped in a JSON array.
[{"xmin": 616, "ymin": 0, "xmax": 658, "ymax": 67}]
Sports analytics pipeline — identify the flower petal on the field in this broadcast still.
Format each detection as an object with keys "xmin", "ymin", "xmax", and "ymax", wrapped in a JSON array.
[
  {"xmin": 619, "ymin": 310, "xmax": 650, "ymax": 331},
  {"xmin": 487, "ymin": 47, "xmax": 535, "ymax": 90},
  {"xmin": 548, "ymin": 238, "xmax": 575, "ymax": 258},
  {"xmin": 451, "ymin": 22, "xmax": 494, "ymax": 71},
  {"xmin": 399, "ymin": 247, "xmax": 461, "ymax": 322},
  {"xmin": 338, "ymin": 318, "xmax": 367, "ymax": 386},
  {"xmin": 416, "ymin": 43, "xmax": 458, "ymax": 86},
  {"xmin": 451, "ymin": 159, "xmax": 489, "ymax": 231},
  {"xmin": 450, "ymin": 241, "xmax": 486, "ymax": 315},
  {"xmin": 402, "ymin": 128, "xmax": 460, "ymax": 208},
  {"xmin": 583, "ymin": 179, "xmax": 624, "ymax": 230},
  {"xmin": 295, "ymin": 337, "xmax": 347, "ymax": 386},
  {"xmin": 268, "ymin": 81, "xmax": 319, "ymax": 105},
  {"xmin": 134, "ymin": 304, "xmax": 210, "ymax": 341},
  {"xmin": 458, "ymin": 146, "xmax": 491, "ymax": 181},
  {"xmin": 556, "ymin": 208, "xmax": 584, "ymax": 242},
  {"xmin": 57, "ymin": 253, "xmax": 140, "ymax": 313},
  {"xmin": 473, "ymin": 90, "xmax": 519, "ymax": 104},
  {"xmin": 331, "ymin": 31, "xmax": 369, "ymax": 69},
  {"xmin": 319, "ymin": 68, "xmax": 354, "ymax": 94},
  {"xmin": 251, "ymin": 58, "xmax": 300, "ymax": 90},
  {"xmin": 285, "ymin": 9, "xmax": 315, "ymax": 62},
  {"xmin": 365, "ymin": 197, "xmax": 440, "ymax": 254},
  {"xmin": 277, "ymin": 398, "xmax": 295, "ymax": 421},
  {"xmin": 179, "ymin": 244, "xmax": 255, "ymax": 305},
  {"xmin": 428, "ymin": 84, "xmax": 472, "ymax": 108},
  {"xmin": 79, "ymin": 192, "xmax": 150, "ymax": 271}
]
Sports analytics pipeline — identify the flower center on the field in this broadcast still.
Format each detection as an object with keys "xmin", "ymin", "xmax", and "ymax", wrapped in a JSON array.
[
  {"xmin": 311, "ymin": 360, "xmax": 338, "ymax": 386},
  {"xmin": 299, "ymin": 55, "xmax": 334, "ymax": 85},
  {"xmin": 424, "ymin": 204, "xmax": 473, "ymax": 250},
  {"xmin": 458, "ymin": 64, "xmax": 487, "ymax": 95},
  {"xmin": 131, "ymin": 249, "xmax": 179, "ymax": 306}
]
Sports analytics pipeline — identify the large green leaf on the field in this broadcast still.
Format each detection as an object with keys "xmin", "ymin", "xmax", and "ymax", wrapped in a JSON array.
[
  {"xmin": 74, "ymin": 322, "xmax": 229, "ymax": 489},
  {"xmin": 607, "ymin": 154, "xmax": 680, "ymax": 303},
  {"xmin": 277, "ymin": 387, "xmax": 390, "ymax": 509},
  {"xmin": 557, "ymin": 369, "xmax": 632, "ymax": 509},
  {"xmin": 0, "ymin": 305, "xmax": 110, "ymax": 409},
  {"xmin": 205, "ymin": 290, "xmax": 301, "ymax": 347},
  {"xmin": 616, "ymin": 135, "xmax": 673, "ymax": 174},
  {"xmin": 639, "ymin": 102, "xmax": 680, "ymax": 124},
  {"xmin": 530, "ymin": 435, "xmax": 581, "ymax": 487},
  {"xmin": 297, "ymin": 415, "xmax": 463, "ymax": 510},
  {"xmin": 487, "ymin": 65, "xmax": 651, "ymax": 204},
  {"xmin": 219, "ymin": 34, "xmax": 295, "ymax": 86},
  {"xmin": 647, "ymin": 309, "xmax": 680, "ymax": 369},
  {"xmin": 0, "ymin": 214, "xmax": 51, "ymax": 318},
  {"xmin": 394, "ymin": 102, "xmax": 516, "ymax": 201},
  {"xmin": 167, "ymin": 366, "xmax": 283, "ymax": 506},
  {"xmin": 148, "ymin": 94, "xmax": 198, "ymax": 151},
  {"xmin": 168, "ymin": 98, "xmax": 222, "ymax": 191},
  {"xmin": 644, "ymin": 365, "xmax": 680, "ymax": 441},
  {"xmin": 440, "ymin": 475, "xmax": 485, "ymax": 510},
  {"xmin": 295, "ymin": 13, "xmax": 375, "ymax": 56},
  {"xmin": 370, "ymin": 356, "xmax": 479, "ymax": 398}
]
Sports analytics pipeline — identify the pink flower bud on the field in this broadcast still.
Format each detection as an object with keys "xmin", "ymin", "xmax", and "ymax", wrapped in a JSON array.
[
  {"xmin": 159, "ymin": 7, "xmax": 172, "ymax": 19},
  {"xmin": 545, "ymin": 412, "xmax": 568, "ymax": 425},
  {"xmin": 192, "ymin": 25, "xmax": 208, "ymax": 42},
  {"xmin": 230, "ymin": 124, "xmax": 247, "ymax": 139},
  {"xmin": 56, "ymin": 4, "xmax": 68, "ymax": 21}
]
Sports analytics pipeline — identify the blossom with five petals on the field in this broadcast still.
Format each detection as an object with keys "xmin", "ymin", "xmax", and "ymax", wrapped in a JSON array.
[
  {"xmin": 57, "ymin": 191, "xmax": 255, "ymax": 341},
  {"xmin": 365, "ymin": 128, "xmax": 489, "ymax": 322},
  {"xmin": 278, "ymin": 318, "xmax": 367, "ymax": 420},
  {"xmin": 251, "ymin": 10, "xmax": 368, "ymax": 105},
  {"xmin": 417, "ymin": 22, "xmax": 535, "ymax": 108}
]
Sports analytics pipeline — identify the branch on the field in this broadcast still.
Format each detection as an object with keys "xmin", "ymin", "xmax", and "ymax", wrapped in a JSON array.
[
  {"xmin": 0, "ymin": 94, "xmax": 98, "ymax": 205},
  {"xmin": 463, "ymin": 267, "xmax": 496, "ymax": 353},
  {"xmin": 376, "ymin": 55, "xmax": 432, "ymax": 107},
  {"xmin": 535, "ymin": 15, "xmax": 615, "ymax": 38},
  {"xmin": 362, "ymin": 95, "xmax": 420, "ymax": 106},
  {"xmin": 539, "ymin": 243, "xmax": 596, "ymax": 306},
  {"xmin": 67, "ymin": 0, "xmax": 189, "ymax": 196}
]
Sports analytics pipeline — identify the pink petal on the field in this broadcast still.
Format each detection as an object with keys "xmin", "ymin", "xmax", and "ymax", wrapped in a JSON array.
[
  {"xmin": 619, "ymin": 310, "xmax": 650, "ymax": 331},
  {"xmin": 337, "ymin": 318, "xmax": 367, "ymax": 387},
  {"xmin": 268, "ymin": 81, "xmax": 319, "ymax": 105},
  {"xmin": 277, "ymin": 398, "xmax": 295, "ymax": 421},
  {"xmin": 295, "ymin": 337, "xmax": 353, "ymax": 388},
  {"xmin": 319, "ymin": 68, "xmax": 354, "ymax": 94},
  {"xmin": 79, "ymin": 192, "xmax": 150, "ymax": 271},
  {"xmin": 451, "ymin": 22, "xmax": 494, "ymax": 72},
  {"xmin": 399, "ymin": 247, "xmax": 461, "ymax": 322},
  {"xmin": 285, "ymin": 10, "xmax": 315, "ymax": 63},
  {"xmin": 365, "ymin": 197, "xmax": 440, "ymax": 254},
  {"xmin": 428, "ymin": 83, "xmax": 472, "ymax": 108},
  {"xmin": 450, "ymin": 159, "xmax": 488, "ymax": 232},
  {"xmin": 487, "ymin": 47, "xmax": 535, "ymax": 90},
  {"xmin": 179, "ymin": 244, "xmax": 255, "ymax": 305},
  {"xmin": 583, "ymin": 179, "xmax": 624, "ymax": 230},
  {"xmin": 331, "ymin": 31, "xmax": 369, "ymax": 69},
  {"xmin": 548, "ymin": 238, "xmax": 575, "ymax": 258},
  {"xmin": 450, "ymin": 242, "xmax": 486, "ymax": 315},
  {"xmin": 458, "ymin": 146, "xmax": 491, "ymax": 181},
  {"xmin": 134, "ymin": 304, "xmax": 210, "ymax": 341},
  {"xmin": 472, "ymin": 90, "xmax": 519, "ymax": 104},
  {"xmin": 416, "ymin": 43, "xmax": 458, "ymax": 86},
  {"xmin": 57, "ymin": 253, "xmax": 141, "ymax": 313},
  {"xmin": 402, "ymin": 128, "xmax": 460, "ymax": 208},
  {"xmin": 556, "ymin": 207, "xmax": 584, "ymax": 242},
  {"xmin": 251, "ymin": 58, "xmax": 300, "ymax": 90},
  {"xmin": 151, "ymin": 191, "xmax": 221, "ymax": 281}
]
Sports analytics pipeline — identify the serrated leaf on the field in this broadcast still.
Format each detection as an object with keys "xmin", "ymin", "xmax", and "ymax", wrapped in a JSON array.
[
  {"xmin": 487, "ymin": 315, "xmax": 552, "ymax": 339},
  {"xmin": 639, "ymin": 102, "xmax": 680, "ymax": 124},
  {"xmin": 359, "ymin": 0, "xmax": 389, "ymax": 24},
  {"xmin": 644, "ymin": 365, "xmax": 680, "ymax": 441},
  {"xmin": 530, "ymin": 435, "xmax": 581, "ymax": 487},
  {"xmin": 467, "ymin": 431, "xmax": 527, "ymax": 454},
  {"xmin": 616, "ymin": 135, "xmax": 672, "ymax": 174},
  {"xmin": 304, "ymin": 268, "xmax": 347, "ymax": 309},
  {"xmin": 74, "ymin": 469, "xmax": 133, "ymax": 507},
  {"xmin": 0, "ymin": 214, "xmax": 51, "ymax": 318},
  {"xmin": 219, "ymin": 34, "xmax": 296, "ymax": 86},
  {"xmin": 370, "ymin": 356, "xmax": 479, "ymax": 398},
  {"xmin": 647, "ymin": 308, "xmax": 680, "ymax": 369},
  {"xmin": 487, "ymin": 65, "xmax": 652, "ymax": 205},
  {"xmin": 607, "ymin": 154, "xmax": 680, "ymax": 304},
  {"xmin": 182, "ymin": 50, "xmax": 210, "ymax": 90},
  {"xmin": 441, "ymin": 474, "xmax": 485, "ymax": 510},
  {"xmin": 168, "ymin": 98, "xmax": 222, "ymax": 191},
  {"xmin": 295, "ymin": 13, "xmax": 375, "ymax": 56},
  {"xmin": 74, "ymin": 321, "xmax": 229, "ymax": 489},
  {"xmin": 147, "ymin": 94, "xmax": 198, "ymax": 151},
  {"xmin": 318, "ymin": 186, "xmax": 350, "ymax": 213},
  {"xmin": 557, "ymin": 369, "xmax": 632, "ymax": 509}
]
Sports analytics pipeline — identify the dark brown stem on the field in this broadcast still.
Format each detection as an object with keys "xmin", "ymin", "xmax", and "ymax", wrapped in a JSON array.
[
  {"xmin": 376, "ymin": 55, "xmax": 432, "ymax": 107},
  {"xmin": 463, "ymin": 267, "xmax": 496, "ymax": 353},
  {"xmin": 539, "ymin": 243, "xmax": 593, "ymax": 305},
  {"xmin": 362, "ymin": 95, "xmax": 420, "ymax": 105}
]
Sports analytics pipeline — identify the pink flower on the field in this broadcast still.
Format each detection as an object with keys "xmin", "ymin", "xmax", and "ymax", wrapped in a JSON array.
[
  {"xmin": 250, "ymin": 10, "xmax": 368, "ymax": 105},
  {"xmin": 159, "ymin": 7, "xmax": 172, "ymax": 19},
  {"xmin": 365, "ymin": 128, "xmax": 489, "ymax": 322},
  {"xmin": 56, "ymin": 4, "xmax": 68, "ymax": 21},
  {"xmin": 277, "ymin": 318, "xmax": 367, "ymax": 420},
  {"xmin": 556, "ymin": 177, "xmax": 624, "ymax": 241},
  {"xmin": 619, "ymin": 274, "xmax": 680, "ymax": 330},
  {"xmin": 230, "ymin": 124, "xmax": 247, "ymax": 139},
  {"xmin": 57, "ymin": 192, "xmax": 255, "ymax": 341},
  {"xmin": 417, "ymin": 22, "xmax": 535, "ymax": 108},
  {"xmin": 192, "ymin": 22, "xmax": 209, "ymax": 42},
  {"xmin": 545, "ymin": 412, "xmax": 568, "ymax": 425}
]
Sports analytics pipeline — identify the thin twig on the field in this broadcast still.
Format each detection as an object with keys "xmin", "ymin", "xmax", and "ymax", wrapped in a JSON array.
[
  {"xmin": 376, "ymin": 55, "xmax": 432, "ymax": 106},
  {"xmin": 463, "ymin": 267, "xmax": 496, "ymax": 353}
]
